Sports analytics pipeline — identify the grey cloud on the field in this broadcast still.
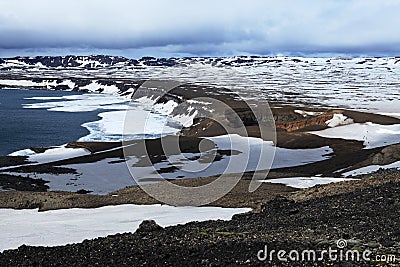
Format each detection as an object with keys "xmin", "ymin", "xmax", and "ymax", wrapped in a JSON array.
[{"xmin": 0, "ymin": 0, "xmax": 400, "ymax": 57}]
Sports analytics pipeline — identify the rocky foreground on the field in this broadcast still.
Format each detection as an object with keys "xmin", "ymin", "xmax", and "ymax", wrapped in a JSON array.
[{"xmin": 0, "ymin": 169, "xmax": 399, "ymax": 266}]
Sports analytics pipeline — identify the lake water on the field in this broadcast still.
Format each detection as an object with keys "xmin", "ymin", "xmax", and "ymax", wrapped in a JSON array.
[{"xmin": 0, "ymin": 89, "xmax": 100, "ymax": 155}]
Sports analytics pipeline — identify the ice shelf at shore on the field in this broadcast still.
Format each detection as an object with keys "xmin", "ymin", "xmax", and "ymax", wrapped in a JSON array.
[{"xmin": 20, "ymin": 92, "xmax": 198, "ymax": 142}]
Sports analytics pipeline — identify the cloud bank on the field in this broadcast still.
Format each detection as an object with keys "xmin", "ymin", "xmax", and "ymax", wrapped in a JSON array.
[{"xmin": 0, "ymin": 0, "xmax": 399, "ymax": 57}]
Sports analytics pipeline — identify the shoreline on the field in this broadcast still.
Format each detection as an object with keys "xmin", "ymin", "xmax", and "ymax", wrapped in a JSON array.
[{"xmin": 1, "ymin": 99, "xmax": 400, "ymax": 198}]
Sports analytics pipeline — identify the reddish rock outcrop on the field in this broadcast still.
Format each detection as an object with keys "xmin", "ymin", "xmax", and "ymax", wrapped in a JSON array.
[{"xmin": 275, "ymin": 114, "xmax": 334, "ymax": 132}]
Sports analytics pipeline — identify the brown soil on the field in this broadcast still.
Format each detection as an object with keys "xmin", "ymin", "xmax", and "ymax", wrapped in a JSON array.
[
  {"xmin": 0, "ymin": 178, "xmax": 297, "ymax": 211},
  {"xmin": 1, "ymin": 167, "xmax": 399, "ymax": 213}
]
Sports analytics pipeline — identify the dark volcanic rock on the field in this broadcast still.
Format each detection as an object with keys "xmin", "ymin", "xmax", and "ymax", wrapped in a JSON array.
[
  {"xmin": 135, "ymin": 220, "xmax": 164, "ymax": 234},
  {"xmin": 0, "ymin": 174, "xmax": 48, "ymax": 192},
  {"xmin": 139, "ymin": 56, "xmax": 178, "ymax": 66},
  {"xmin": 54, "ymin": 85, "xmax": 70, "ymax": 91},
  {"xmin": 0, "ymin": 156, "xmax": 30, "ymax": 168},
  {"xmin": 8, "ymin": 164, "xmax": 77, "ymax": 175}
]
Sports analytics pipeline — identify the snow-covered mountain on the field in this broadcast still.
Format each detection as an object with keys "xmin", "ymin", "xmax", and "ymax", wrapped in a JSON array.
[
  {"xmin": 0, "ymin": 55, "xmax": 181, "ymax": 70},
  {"xmin": 2, "ymin": 54, "xmax": 398, "ymax": 71},
  {"xmin": 1, "ymin": 55, "xmax": 400, "ymax": 112}
]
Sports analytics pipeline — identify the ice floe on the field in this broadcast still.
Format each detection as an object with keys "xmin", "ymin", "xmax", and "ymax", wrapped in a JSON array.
[
  {"xmin": 21, "ymin": 92, "xmax": 200, "ymax": 142},
  {"xmin": 80, "ymin": 109, "xmax": 179, "ymax": 142},
  {"xmin": 23, "ymin": 93, "xmax": 130, "ymax": 113},
  {"xmin": 0, "ymin": 79, "xmax": 76, "ymax": 89}
]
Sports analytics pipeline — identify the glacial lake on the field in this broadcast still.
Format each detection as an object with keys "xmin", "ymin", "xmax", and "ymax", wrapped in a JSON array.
[{"xmin": 0, "ymin": 89, "xmax": 100, "ymax": 155}]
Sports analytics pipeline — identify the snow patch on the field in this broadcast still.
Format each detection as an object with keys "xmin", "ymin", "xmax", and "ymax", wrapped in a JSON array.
[
  {"xmin": 311, "ymin": 122, "xmax": 400, "ymax": 149},
  {"xmin": 0, "ymin": 204, "xmax": 251, "ymax": 252},
  {"xmin": 8, "ymin": 149, "xmax": 36, "ymax": 157},
  {"xmin": 326, "ymin": 113, "xmax": 354, "ymax": 127},
  {"xmin": 171, "ymin": 109, "xmax": 198, "ymax": 127},
  {"xmin": 153, "ymin": 100, "xmax": 178, "ymax": 114},
  {"xmin": 7, "ymin": 145, "xmax": 90, "ymax": 165},
  {"xmin": 294, "ymin": 110, "xmax": 324, "ymax": 117},
  {"xmin": 343, "ymin": 161, "xmax": 400, "ymax": 176},
  {"xmin": 259, "ymin": 177, "xmax": 357, "ymax": 188}
]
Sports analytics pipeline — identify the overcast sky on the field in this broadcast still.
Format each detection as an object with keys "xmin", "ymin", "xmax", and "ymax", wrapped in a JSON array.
[{"xmin": 1, "ymin": 0, "xmax": 399, "ymax": 58}]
